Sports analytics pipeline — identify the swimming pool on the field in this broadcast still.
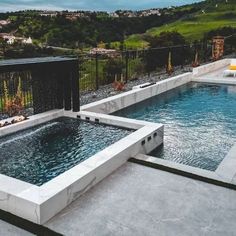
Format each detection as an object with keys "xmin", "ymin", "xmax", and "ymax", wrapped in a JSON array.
[
  {"xmin": 114, "ymin": 83, "xmax": 236, "ymax": 171},
  {"xmin": 0, "ymin": 117, "xmax": 132, "ymax": 185}
]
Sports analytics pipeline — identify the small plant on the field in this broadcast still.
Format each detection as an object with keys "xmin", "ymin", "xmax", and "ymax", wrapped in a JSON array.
[
  {"xmin": 166, "ymin": 51, "xmax": 174, "ymax": 75},
  {"xmin": 192, "ymin": 51, "xmax": 200, "ymax": 67},
  {"xmin": 3, "ymin": 80, "xmax": 10, "ymax": 110},
  {"xmin": 112, "ymin": 75, "xmax": 125, "ymax": 91},
  {"xmin": 3, "ymin": 77, "xmax": 24, "ymax": 117}
]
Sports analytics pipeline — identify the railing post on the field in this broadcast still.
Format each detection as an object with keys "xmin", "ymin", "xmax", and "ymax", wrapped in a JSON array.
[
  {"xmin": 71, "ymin": 60, "xmax": 80, "ymax": 112},
  {"xmin": 181, "ymin": 45, "xmax": 185, "ymax": 69},
  {"xmin": 125, "ymin": 50, "xmax": 129, "ymax": 83},
  {"xmin": 56, "ymin": 70, "xmax": 64, "ymax": 110},
  {"xmin": 95, "ymin": 53, "xmax": 99, "ymax": 90},
  {"xmin": 64, "ymin": 69, "xmax": 72, "ymax": 111},
  {"xmin": 203, "ymin": 40, "xmax": 207, "ymax": 62},
  {"xmin": 32, "ymin": 67, "xmax": 50, "ymax": 114},
  {"xmin": 194, "ymin": 41, "xmax": 197, "ymax": 63}
]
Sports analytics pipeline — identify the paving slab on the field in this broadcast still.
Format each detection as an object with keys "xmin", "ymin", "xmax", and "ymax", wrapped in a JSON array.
[
  {"xmin": 0, "ymin": 220, "xmax": 34, "ymax": 236},
  {"xmin": 45, "ymin": 162, "xmax": 236, "ymax": 236}
]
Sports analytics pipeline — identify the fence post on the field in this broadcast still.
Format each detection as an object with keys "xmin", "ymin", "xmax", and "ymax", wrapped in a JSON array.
[
  {"xmin": 203, "ymin": 40, "xmax": 207, "ymax": 62},
  {"xmin": 181, "ymin": 45, "xmax": 185, "ymax": 69},
  {"xmin": 95, "ymin": 53, "xmax": 99, "ymax": 90},
  {"xmin": 194, "ymin": 41, "xmax": 197, "ymax": 63},
  {"xmin": 71, "ymin": 60, "xmax": 80, "ymax": 112},
  {"xmin": 125, "ymin": 50, "xmax": 129, "ymax": 83}
]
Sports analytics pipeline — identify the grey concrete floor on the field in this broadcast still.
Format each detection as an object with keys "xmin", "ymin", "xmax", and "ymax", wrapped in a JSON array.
[
  {"xmin": 0, "ymin": 220, "xmax": 34, "ymax": 236},
  {"xmin": 45, "ymin": 162, "xmax": 236, "ymax": 236}
]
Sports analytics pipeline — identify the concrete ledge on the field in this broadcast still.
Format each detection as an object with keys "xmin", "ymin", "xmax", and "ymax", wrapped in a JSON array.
[
  {"xmin": 81, "ymin": 72, "xmax": 192, "ymax": 114},
  {"xmin": 131, "ymin": 154, "xmax": 236, "ymax": 190},
  {"xmin": 192, "ymin": 77, "xmax": 236, "ymax": 85},
  {"xmin": 193, "ymin": 58, "xmax": 230, "ymax": 77},
  {"xmin": 68, "ymin": 110, "xmax": 160, "ymax": 130},
  {"xmin": 0, "ymin": 110, "xmax": 64, "ymax": 138},
  {"xmin": 216, "ymin": 143, "xmax": 236, "ymax": 181}
]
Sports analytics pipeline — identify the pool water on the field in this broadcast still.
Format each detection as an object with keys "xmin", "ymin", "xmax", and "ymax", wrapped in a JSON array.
[
  {"xmin": 0, "ymin": 117, "xmax": 132, "ymax": 185},
  {"xmin": 114, "ymin": 83, "xmax": 236, "ymax": 171}
]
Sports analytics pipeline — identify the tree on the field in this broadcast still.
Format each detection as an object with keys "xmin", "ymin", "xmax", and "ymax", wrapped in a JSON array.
[
  {"xmin": 146, "ymin": 31, "xmax": 187, "ymax": 48},
  {"xmin": 0, "ymin": 38, "xmax": 7, "ymax": 56}
]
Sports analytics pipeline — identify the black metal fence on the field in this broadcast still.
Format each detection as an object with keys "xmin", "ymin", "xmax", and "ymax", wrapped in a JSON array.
[
  {"xmin": 0, "ymin": 57, "xmax": 79, "ymax": 118},
  {"xmin": 0, "ymin": 42, "xmax": 235, "ymax": 118},
  {"xmin": 0, "ymin": 71, "xmax": 33, "ymax": 116},
  {"xmin": 79, "ymin": 41, "xmax": 235, "ymax": 92}
]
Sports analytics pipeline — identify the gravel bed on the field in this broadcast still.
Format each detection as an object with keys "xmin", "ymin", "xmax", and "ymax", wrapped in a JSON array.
[
  {"xmin": 80, "ymin": 66, "xmax": 191, "ymax": 105},
  {"xmin": 0, "ymin": 108, "xmax": 33, "ymax": 121}
]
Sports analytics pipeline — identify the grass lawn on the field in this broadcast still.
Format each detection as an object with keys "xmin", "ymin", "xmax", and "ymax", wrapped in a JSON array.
[
  {"xmin": 123, "ymin": 1, "xmax": 236, "ymax": 48},
  {"xmin": 147, "ymin": 13, "xmax": 236, "ymax": 41}
]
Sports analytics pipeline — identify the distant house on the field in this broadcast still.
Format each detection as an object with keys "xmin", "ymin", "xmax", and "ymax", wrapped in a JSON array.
[
  {"xmin": 22, "ymin": 37, "xmax": 33, "ymax": 44},
  {"xmin": 89, "ymin": 48, "xmax": 120, "ymax": 57},
  {"xmin": 0, "ymin": 20, "xmax": 11, "ymax": 29},
  {"xmin": 0, "ymin": 20, "xmax": 11, "ymax": 26},
  {"xmin": 39, "ymin": 11, "xmax": 58, "ymax": 17},
  {"xmin": 0, "ymin": 34, "xmax": 16, "ymax": 44},
  {"xmin": 65, "ymin": 12, "xmax": 86, "ymax": 20},
  {"xmin": 0, "ymin": 33, "xmax": 33, "ymax": 45},
  {"xmin": 140, "ymin": 9, "xmax": 161, "ymax": 17},
  {"xmin": 6, "ymin": 36, "xmax": 15, "ymax": 45},
  {"xmin": 0, "ymin": 33, "xmax": 8, "ymax": 38},
  {"xmin": 109, "ymin": 12, "xmax": 119, "ymax": 18}
]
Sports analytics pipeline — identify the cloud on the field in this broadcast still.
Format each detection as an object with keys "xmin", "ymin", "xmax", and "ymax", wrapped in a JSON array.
[{"xmin": 0, "ymin": 0, "xmax": 202, "ymax": 12}]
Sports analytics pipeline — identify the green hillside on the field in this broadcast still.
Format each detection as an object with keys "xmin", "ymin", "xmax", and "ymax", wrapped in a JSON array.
[{"xmin": 124, "ymin": 0, "xmax": 236, "ymax": 48}]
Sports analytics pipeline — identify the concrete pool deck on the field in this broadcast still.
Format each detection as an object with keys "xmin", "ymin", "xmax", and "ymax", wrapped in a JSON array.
[
  {"xmin": 0, "ymin": 220, "xmax": 33, "ymax": 236},
  {"xmin": 44, "ymin": 162, "xmax": 236, "ymax": 236},
  {"xmin": 2, "ymin": 161, "xmax": 236, "ymax": 235}
]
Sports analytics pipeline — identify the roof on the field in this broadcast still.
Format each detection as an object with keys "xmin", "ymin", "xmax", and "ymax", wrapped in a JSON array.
[{"xmin": 0, "ymin": 57, "xmax": 78, "ymax": 72}]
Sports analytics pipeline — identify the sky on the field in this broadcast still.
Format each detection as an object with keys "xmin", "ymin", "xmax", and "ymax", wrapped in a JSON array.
[{"xmin": 0, "ymin": 0, "xmax": 203, "ymax": 12}]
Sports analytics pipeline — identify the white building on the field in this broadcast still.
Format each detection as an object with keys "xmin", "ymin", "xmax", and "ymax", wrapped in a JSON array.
[
  {"xmin": 0, "ymin": 20, "xmax": 10, "ymax": 26},
  {"xmin": 0, "ymin": 34, "xmax": 33, "ymax": 45},
  {"xmin": 3, "ymin": 35, "xmax": 16, "ymax": 45},
  {"xmin": 109, "ymin": 12, "xmax": 119, "ymax": 18},
  {"xmin": 22, "ymin": 37, "xmax": 33, "ymax": 44}
]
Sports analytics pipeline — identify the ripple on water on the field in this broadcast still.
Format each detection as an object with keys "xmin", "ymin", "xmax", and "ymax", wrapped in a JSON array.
[
  {"xmin": 114, "ymin": 83, "xmax": 236, "ymax": 171},
  {"xmin": 0, "ymin": 117, "xmax": 132, "ymax": 185}
]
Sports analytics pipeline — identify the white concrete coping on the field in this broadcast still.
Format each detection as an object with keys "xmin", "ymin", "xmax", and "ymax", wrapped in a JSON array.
[
  {"xmin": 192, "ymin": 58, "xmax": 230, "ymax": 77},
  {"xmin": 67, "ymin": 110, "xmax": 158, "ymax": 130},
  {"xmin": 133, "ymin": 153, "xmax": 236, "ymax": 186},
  {"xmin": 81, "ymin": 72, "xmax": 193, "ymax": 114},
  {"xmin": 215, "ymin": 143, "xmax": 236, "ymax": 181},
  {"xmin": 132, "ymin": 82, "xmax": 156, "ymax": 90},
  {"xmin": 0, "ymin": 110, "xmax": 64, "ymax": 137},
  {"xmin": 223, "ymin": 70, "xmax": 236, "ymax": 77},
  {"xmin": 192, "ymin": 77, "xmax": 236, "ymax": 85},
  {"xmin": 134, "ymin": 153, "xmax": 222, "ymax": 180},
  {"xmin": 231, "ymin": 59, "xmax": 236, "ymax": 65}
]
